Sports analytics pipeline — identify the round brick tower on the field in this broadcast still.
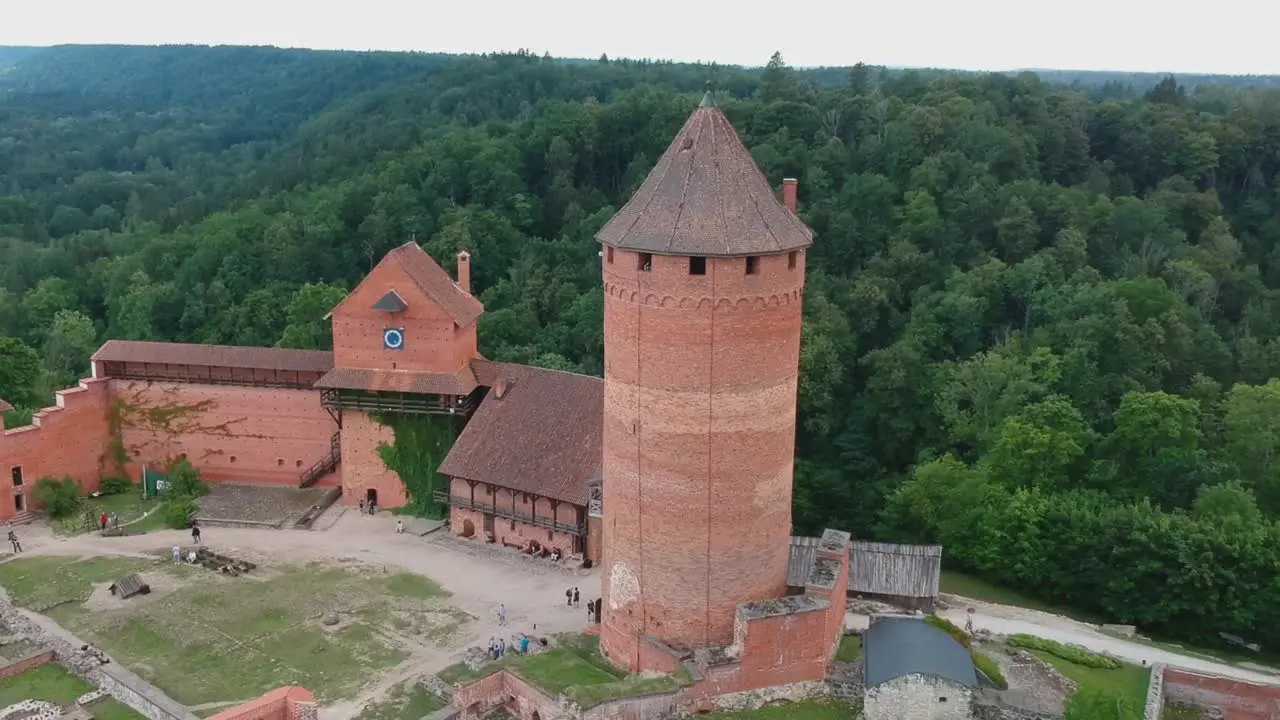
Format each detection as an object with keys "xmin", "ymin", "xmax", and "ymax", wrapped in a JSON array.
[{"xmin": 596, "ymin": 89, "xmax": 813, "ymax": 671}]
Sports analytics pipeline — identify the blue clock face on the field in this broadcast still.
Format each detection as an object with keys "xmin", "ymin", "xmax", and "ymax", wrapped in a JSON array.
[{"xmin": 383, "ymin": 327, "xmax": 405, "ymax": 351}]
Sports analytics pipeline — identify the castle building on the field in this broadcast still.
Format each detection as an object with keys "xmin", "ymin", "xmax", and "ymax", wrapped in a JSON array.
[{"xmin": 596, "ymin": 88, "xmax": 819, "ymax": 670}]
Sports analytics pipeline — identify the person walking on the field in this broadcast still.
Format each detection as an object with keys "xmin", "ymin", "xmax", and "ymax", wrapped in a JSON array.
[
  {"xmin": 7, "ymin": 530, "xmax": 21, "ymax": 553},
  {"xmin": 520, "ymin": 635, "xmax": 530, "ymax": 655},
  {"xmin": 395, "ymin": 520, "xmax": 404, "ymax": 534},
  {"xmin": 191, "ymin": 523, "xmax": 201, "ymax": 544},
  {"xmin": 99, "ymin": 512, "xmax": 108, "ymax": 531},
  {"xmin": 565, "ymin": 588, "xmax": 573, "ymax": 607},
  {"xmin": 572, "ymin": 587, "xmax": 580, "ymax": 608},
  {"xmin": 172, "ymin": 545, "xmax": 181, "ymax": 563},
  {"xmin": 498, "ymin": 603, "xmax": 507, "ymax": 626}
]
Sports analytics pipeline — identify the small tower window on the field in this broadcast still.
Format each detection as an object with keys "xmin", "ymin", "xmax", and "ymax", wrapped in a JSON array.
[
  {"xmin": 689, "ymin": 256, "xmax": 707, "ymax": 275},
  {"xmin": 638, "ymin": 253, "xmax": 652, "ymax": 272},
  {"xmin": 745, "ymin": 256, "xmax": 759, "ymax": 275},
  {"xmin": 606, "ymin": 247, "xmax": 614, "ymax": 264},
  {"xmin": 788, "ymin": 251, "xmax": 798, "ymax": 270}
]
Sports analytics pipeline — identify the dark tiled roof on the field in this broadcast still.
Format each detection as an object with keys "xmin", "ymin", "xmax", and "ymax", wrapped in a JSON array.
[
  {"xmin": 863, "ymin": 617, "xmax": 976, "ymax": 688},
  {"xmin": 91, "ymin": 340, "xmax": 334, "ymax": 373},
  {"xmin": 437, "ymin": 364, "xmax": 602, "ymax": 505},
  {"xmin": 595, "ymin": 93, "xmax": 814, "ymax": 257},
  {"xmin": 388, "ymin": 242, "xmax": 483, "ymax": 327},
  {"xmin": 313, "ymin": 366, "xmax": 479, "ymax": 396}
]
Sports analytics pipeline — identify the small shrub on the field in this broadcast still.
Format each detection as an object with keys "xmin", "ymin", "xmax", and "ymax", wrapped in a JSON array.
[
  {"xmin": 98, "ymin": 476, "xmax": 135, "ymax": 496},
  {"xmin": 165, "ymin": 458, "xmax": 208, "ymax": 498},
  {"xmin": 973, "ymin": 650, "xmax": 1008, "ymax": 690},
  {"xmin": 1007, "ymin": 634, "xmax": 1121, "ymax": 669},
  {"xmin": 165, "ymin": 497, "xmax": 198, "ymax": 529},
  {"xmin": 32, "ymin": 477, "xmax": 82, "ymax": 518}
]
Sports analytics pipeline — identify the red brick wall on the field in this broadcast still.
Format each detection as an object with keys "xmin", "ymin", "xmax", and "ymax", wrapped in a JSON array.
[
  {"xmin": 340, "ymin": 411, "xmax": 407, "ymax": 508},
  {"xmin": 209, "ymin": 686, "xmax": 315, "ymax": 720},
  {"xmin": 1163, "ymin": 668, "xmax": 1280, "ymax": 719},
  {"xmin": 331, "ymin": 258, "xmax": 476, "ymax": 375},
  {"xmin": 452, "ymin": 671, "xmax": 559, "ymax": 720},
  {"xmin": 689, "ymin": 604, "xmax": 829, "ymax": 699},
  {"xmin": 447, "ymin": 478, "xmax": 583, "ymax": 556},
  {"xmin": 0, "ymin": 650, "xmax": 54, "ymax": 678},
  {"xmin": 0, "ymin": 379, "xmax": 112, "ymax": 521},
  {"xmin": 112, "ymin": 380, "xmax": 336, "ymax": 486},
  {"xmin": 601, "ymin": 248, "xmax": 806, "ymax": 663}
]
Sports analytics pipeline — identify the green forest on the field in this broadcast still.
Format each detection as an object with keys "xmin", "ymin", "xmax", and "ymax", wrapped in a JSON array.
[{"xmin": 3, "ymin": 45, "xmax": 1280, "ymax": 656}]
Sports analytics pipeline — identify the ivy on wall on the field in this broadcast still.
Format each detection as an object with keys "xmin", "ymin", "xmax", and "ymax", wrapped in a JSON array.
[
  {"xmin": 375, "ymin": 412, "xmax": 463, "ymax": 518},
  {"xmin": 105, "ymin": 382, "xmax": 253, "ymax": 479}
]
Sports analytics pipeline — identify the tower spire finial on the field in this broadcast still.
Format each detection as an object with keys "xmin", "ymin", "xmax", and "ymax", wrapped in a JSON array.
[{"xmin": 700, "ymin": 81, "xmax": 716, "ymax": 108}]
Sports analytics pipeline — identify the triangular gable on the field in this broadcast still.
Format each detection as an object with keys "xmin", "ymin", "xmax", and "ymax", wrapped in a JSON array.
[
  {"xmin": 372, "ymin": 290, "xmax": 408, "ymax": 313},
  {"xmin": 327, "ymin": 243, "xmax": 484, "ymax": 327}
]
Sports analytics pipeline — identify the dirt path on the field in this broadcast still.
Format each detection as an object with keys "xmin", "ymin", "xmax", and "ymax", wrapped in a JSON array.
[{"xmin": 6, "ymin": 513, "xmax": 598, "ymax": 718}]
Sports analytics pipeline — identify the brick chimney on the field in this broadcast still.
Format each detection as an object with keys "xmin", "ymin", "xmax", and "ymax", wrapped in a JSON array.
[
  {"xmin": 456, "ymin": 250, "xmax": 471, "ymax": 294},
  {"xmin": 782, "ymin": 178, "xmax": 798, "ymax": 212}
]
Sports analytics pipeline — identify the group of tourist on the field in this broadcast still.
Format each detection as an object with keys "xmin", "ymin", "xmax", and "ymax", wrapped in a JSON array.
[{"xmin": 487, "ymin": 633, "xmax": 531, "ymax": 659}]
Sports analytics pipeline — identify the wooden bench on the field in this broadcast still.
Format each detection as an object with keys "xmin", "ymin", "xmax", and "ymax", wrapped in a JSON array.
[{"xmin": 109, "ymin": 574, "xmax": 150, "ymax": 599}]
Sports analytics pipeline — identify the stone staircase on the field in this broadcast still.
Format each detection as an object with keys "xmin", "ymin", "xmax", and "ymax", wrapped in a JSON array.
[
  {"xmin": 299, "ymin": 432, "xmax": 341, "ymax": 489},
  {"xmin": 8, "ymin": 511, "xmax": 37, "ymax": 527}
]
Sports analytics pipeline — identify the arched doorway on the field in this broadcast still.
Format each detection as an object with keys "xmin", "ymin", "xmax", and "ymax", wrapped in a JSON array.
[
  {"xmin": 530, "ymin": 712, "xmax": 541, "ymax": 720},
  {"xmin": 461, "ymin": 519, "xmax": 475, "ymax": 538},
  {"xmin": 366, "ymin": 488, "xmax": 378, "ymax": 505}
]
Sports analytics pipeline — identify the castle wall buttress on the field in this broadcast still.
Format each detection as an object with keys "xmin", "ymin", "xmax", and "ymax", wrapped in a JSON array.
[
  {"xmin": 0, "ymin": 379, "xmax": 112, "ymax": 520},
  {"xmin": 110, "ymin": 380, "xmax": 336, "ymax": 486}
]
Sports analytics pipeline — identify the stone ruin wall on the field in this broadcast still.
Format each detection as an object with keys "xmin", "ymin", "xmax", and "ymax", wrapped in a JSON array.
[{"xmin": 0, "ymin": 598, "xmax": 197, "ymax": 720}]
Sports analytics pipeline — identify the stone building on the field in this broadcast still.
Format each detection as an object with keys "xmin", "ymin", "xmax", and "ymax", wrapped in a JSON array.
[{"xmin": 863, "ymin": 616, "xmax": 978, "ymax": 720}]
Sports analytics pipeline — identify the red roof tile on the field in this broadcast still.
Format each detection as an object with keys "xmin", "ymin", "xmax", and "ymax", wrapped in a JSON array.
[
  {"xmin": 438, "ymin": 364, "xmax": 602, "ymax": 505},
  {"xmin": 0, "ymin": 398, "xmax": 12, "ymax": 414},
  {"xmin": 313, "ymin": 366, "xmax": 480, "ymax": 396},
  {"xmin": 595, "ymin": 91, "xmax": 814, "ymax": 257},
  {"xmin": 389, "ymin": 243, "xmax": 484, "ymax": 327},
  {"xmin": 91, "ymin": 340, "xmax": 334, "ymax": 373}
]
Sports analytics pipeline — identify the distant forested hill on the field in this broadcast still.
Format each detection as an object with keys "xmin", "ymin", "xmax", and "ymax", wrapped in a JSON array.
[{"xmin": 3, "ymin": 45, "xmax": 1280, "ymax": 666}]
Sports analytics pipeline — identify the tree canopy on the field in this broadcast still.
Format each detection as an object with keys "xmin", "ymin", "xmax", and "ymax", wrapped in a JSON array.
[{"xmin": 4, "ymin": 45, "xmax": 1280, "ymax": 655}]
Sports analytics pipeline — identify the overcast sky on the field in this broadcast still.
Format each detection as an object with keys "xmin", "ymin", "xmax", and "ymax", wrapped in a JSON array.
[{"xmin": 4, "ymin": 0, "xmax": 1279, "ymax": 75}]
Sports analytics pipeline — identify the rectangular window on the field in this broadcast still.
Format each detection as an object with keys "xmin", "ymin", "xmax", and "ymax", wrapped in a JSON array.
[
  {"xmin": 10, "ymin": 466, "xmax": 21, "ymax": 488},
  {"xmin": 746, "ymin": 256, "xmax": 759, "ymax": 275},
  {"xmin": 638, "ymin": 253, "xmax": 652, "ymax": 272},
  {"xmin": 788, "ymin": 251, "xmax": 798, "ymax": 270},
  {"xmin": 606, "ymin": 247, "xmax": 614, "ymax": 264},
  {"xmin": 689, "ymin": 256, "xmax": 707, "ymax": 275}
]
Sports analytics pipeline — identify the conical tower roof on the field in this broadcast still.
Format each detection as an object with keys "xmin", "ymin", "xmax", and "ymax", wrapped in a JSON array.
[{"xmin": 595, "ymin": 90, "xmax": 814, "ymax": 257}]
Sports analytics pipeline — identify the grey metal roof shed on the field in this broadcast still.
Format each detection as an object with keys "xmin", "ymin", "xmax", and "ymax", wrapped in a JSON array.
[{"xmin": 863, "ymin": 617, "xmax": 977, "ymax": 688}]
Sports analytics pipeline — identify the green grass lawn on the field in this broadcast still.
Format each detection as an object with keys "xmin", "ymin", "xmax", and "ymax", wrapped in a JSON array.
[
  {"xmin": 0, "ymin": 557, "xmax": 468, "ymax": 706},
  {"xmin": 1032, "ymin": 651, "xmax": 1150, "ymax": 719},
  {"xmin": 353, "ymin": 680, "xmax": 446, "ymax": 720},
  {"xmin": 0, "ymin": 663, "xmax": 144, "ymax": 719},
  {"xmin": 702, "ymin": 700, "xmax": 860, "ymax": 719},
  {"xmin": 835, "ymin": 634, "xmax": 862, "ymax": 662},
  {"xmin": 52, "ymin": 492, "xmax": 165, "ymax": 536},
  {"xmin": 437, "ymin": 634, "xmax": 686, "ymax": 708},
  {"xmin": 940, "ymin": 570, "xmax": 1104, "ymax": 623}
]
